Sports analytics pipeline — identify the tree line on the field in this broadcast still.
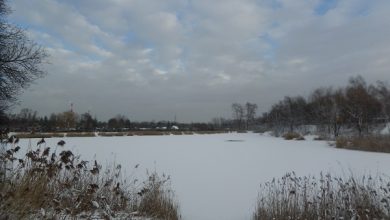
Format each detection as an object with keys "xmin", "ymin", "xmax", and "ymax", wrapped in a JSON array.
[
  {"xmin": 2, "ymin": 109, "xmax": 229, "ymax": 132},
  {"xmin": 260, "ymin": 76, "xmax": 390, "ymax": 137},
  {"xmin": 230, "ymin": 102, "xmax": 258, "ymax": 130}
]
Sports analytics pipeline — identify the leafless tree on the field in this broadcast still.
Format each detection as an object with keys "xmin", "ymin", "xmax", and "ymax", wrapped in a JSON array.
[
  {"xmin": 245, "ymin": 102, "xmax": 258, "ymax": 129},
  {"xmin": 372, "ymin": 80, "xmax": 390, "ymax": 123},
  {"xmin": 344, "ymin": 76, "xmax": 382, "ymax": 136},
  {"xmin": 57, "ymin": 111, "xmax": 79, "ymax": 130},
  {"xmin": 0, "ymin": 0, "xmax": 47, "ymax": 112},
  {"xmin": 232, "ymin": 103, "xmax": 245, "ymax": 130},
  {"xmin": 310, "ymin": 88, "xmax": 345, "ymax": 137}
]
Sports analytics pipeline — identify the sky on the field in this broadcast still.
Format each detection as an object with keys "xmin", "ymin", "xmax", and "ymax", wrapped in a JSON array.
[{"xmin": 7, "ymin": 0, "xmax": 390, "ymax": 122}]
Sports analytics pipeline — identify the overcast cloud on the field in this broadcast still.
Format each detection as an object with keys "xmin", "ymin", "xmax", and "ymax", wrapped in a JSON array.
[{"xmin": 8, "ymin": 0, "xmax": 390, "ymax": 122}]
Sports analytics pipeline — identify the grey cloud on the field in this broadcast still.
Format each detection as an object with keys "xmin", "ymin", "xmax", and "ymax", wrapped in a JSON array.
[{"xmin": 8, "ymin": 0, "xmax": 390, "ymax": 122}]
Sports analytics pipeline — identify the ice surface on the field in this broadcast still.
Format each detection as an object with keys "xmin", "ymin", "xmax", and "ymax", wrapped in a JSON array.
[{"xmin": 19, "ymin": 133, "xmax": 390, "ymax": 220}]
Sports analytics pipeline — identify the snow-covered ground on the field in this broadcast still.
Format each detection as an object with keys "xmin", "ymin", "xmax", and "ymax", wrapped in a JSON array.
[{"xmin": 19, "ymin": 133, "xmax": 390, "ymax": 220}]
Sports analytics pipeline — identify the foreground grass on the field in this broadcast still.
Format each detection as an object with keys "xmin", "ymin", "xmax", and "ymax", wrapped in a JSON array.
[
  {"xmin": 0, "ymin": 136, "xmax": 180, "ymax": 219},
  {"xmin": 254, "ymin": 172, "xmax": 390, "ymax": 220}
]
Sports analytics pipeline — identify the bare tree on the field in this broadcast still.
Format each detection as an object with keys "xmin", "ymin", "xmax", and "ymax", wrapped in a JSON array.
[
  {"xmin": 79, "ymin": 112, "xmax": 97, "ymax": 131},
  {"xmin": 245, "ymin": 102, "xmax": 258, "ymax": 129},
  {"xmin": 281, "ymin": 96, "xmax": 307, "ymax": 132},
  {"xmin": 232, "ymin": 103, "xmax": 244, "ymax": 130},
  {"xmin": 310, "ymin": 88, "xmax": 345, "ymax": 137},
  {"xmin": 372, "ymin": 81, "xmax": 390, "ymax": 123},
  {"xmin": 343, "ymin": 76, "xmax": 381, "ymax": 136},
  {"xmin": 0, "ymin": 0, "xmax": 47, "ymax": 111},
  {"xmin": 58, "ymin": 111, "xmax": 78, "ymax": 130}
]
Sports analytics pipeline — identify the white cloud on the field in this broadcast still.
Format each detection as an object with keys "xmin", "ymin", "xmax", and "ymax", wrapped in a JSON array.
[{"xmin": 8, "ymin": 0, "xmax": 390, "ymax": 121}]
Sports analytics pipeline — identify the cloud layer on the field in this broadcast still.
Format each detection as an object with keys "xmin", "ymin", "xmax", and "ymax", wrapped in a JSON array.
[{"xmin": 9, "ymin": 0, "xmax": 390, "ymax": 121}]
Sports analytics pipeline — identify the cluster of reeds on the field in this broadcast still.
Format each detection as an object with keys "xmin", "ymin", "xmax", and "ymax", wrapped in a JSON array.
[
  {"xmin": 0, "ymin": 134, "xmax": 180, "ymax": 219},
  {"xmin": 282, "ymin": 132, "xmax": 305, "ymax": 140},
  {"xmin": 138, "ymin": 172, "xmax": 180, "ymax": 220},
  {"xmin": 254, "ymin": 172, "xmax": 390, "ymax": 220},
  {"xmin": 335, "ymin": 135, "xmax": 390, "ymax": 153}
]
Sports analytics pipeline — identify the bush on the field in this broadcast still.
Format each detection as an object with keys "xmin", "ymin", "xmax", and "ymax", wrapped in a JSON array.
[
  {"xmin": 138, "ymin": 172, "xmax": 180, "ymax": 220},
  {"xmin": 282, "ymin": 132, "xmax": 303, "ymax": 140},
  {"xmin": 334, "ymin": 135, "xmax": 390, "ymax": 153},
  {"xmin": 253, "ymin": 172, "xmax": 390, "ymax": 220},
  {"xmin": 348, "ymin": 135, "xmax": 390, "ymax": 153},
  {"xmin": 335, "ymin": 137, "xmax": 349, "ymax": 148},
  {"xmin": 0, "ymin": 136, "xmax": 180, "ymax": 219}
]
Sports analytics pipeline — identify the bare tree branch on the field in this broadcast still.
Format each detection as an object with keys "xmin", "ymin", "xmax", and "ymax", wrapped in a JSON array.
[{"xmin": 0, "ymin": 0, "xmax": 48, "ymax": 111}]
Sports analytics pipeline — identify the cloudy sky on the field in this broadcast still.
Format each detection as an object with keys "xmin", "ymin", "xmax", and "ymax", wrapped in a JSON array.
[{"xmin": 8, "ymin": 0, "xmax": 390, "ymax": 122}]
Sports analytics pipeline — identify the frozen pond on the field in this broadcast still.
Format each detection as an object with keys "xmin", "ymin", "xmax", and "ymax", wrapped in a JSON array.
[{"xmin": 20, "ymin": 133, "xmax": 390, "ymax": 220}]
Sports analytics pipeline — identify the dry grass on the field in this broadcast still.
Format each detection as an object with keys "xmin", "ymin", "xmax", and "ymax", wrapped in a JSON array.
[
  {"xmin": 194, "ymin": 130, "xmax": 226, "ymax": 135},
  {"xmin": 254, "ymin": 172, "xmax": 390, "ymax": 220},
  {"xmin": 314, "ymin": 135, "xmax": 327, "ymax": 141},
  {"xmin": 282, "ymin": 132, "xmax": 304, "ymax": 140},
  {"xmin": 335, "ymin": 136, "xmax": 349, "ymax": 148},
  {"xmin": 334, "ymin": 135, "xmax": 390, "ymax": 153},
  {"xmin": 0, "ymin": 138, "xmax": 180, "ymax": 219},
  {"xmin": 347, "ymin": 135, "xmax": 390, "ymax": 153},
  {"xmin": 138, "ymin": 172, "xmax": 180, "ymax": 220},
  {"xmin": 66, "ymin": 132, "xmax": 96, "ymax": 137}
]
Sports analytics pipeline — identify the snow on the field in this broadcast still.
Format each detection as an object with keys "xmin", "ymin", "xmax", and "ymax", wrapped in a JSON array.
[
  {"xmin": 171, "ymin": 125, "xmax": 179, "ymax": 130},
  {"xmin": 380, "ymin": 123, "xmax": 390, "ymax": 135},
  {"xmin": 19, "ymin": 133, "xmax": 390, "ymax": 220}
]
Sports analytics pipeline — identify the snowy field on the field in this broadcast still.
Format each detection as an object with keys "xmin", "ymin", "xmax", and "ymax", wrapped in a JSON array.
[{"xmin": 20, "ymin": 133, "xmax": 390, "ymax": 220}]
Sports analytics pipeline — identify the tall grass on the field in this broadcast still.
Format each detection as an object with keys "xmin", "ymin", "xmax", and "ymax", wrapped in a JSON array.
[
  {"xmin": 335, "ymin": 135, "xmax": 390, "ymax": 153},
  {"xmin": 0, "ymin": 136, "xmax": 180, "ymax": 219},
  {"xmin": 282, "ymin": 132, "xmax": 305, "ymax": 140},
  {"xmin": 254, "ymin": 172, "xmax": 390, "ymax": 220}
]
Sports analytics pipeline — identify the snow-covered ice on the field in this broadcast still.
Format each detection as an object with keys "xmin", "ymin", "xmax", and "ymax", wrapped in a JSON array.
[{"xmin": 20, "ymin": 133, "xmax": 390, "ymax": 220}]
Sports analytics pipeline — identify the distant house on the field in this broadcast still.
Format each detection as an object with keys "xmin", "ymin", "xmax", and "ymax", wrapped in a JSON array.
[{"xmin": 171, "ymin": 125, "xmax": 179, "ymax": 130}]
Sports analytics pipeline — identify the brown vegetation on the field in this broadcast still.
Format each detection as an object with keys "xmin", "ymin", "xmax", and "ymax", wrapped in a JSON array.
[
  {"xmin": 0, "ymin": 139, "xmax": 180, "ymax": 219},
  {"xmin": 335, "ymin": 135, "xmax": 390, "ymax": 153},
  {"xmin": 254, "ymin": 172, "xmax": 390, "ymax": 220},
  {"xmin": 282, "ymin": 132, "xmax": 304, "ymax": 140}
]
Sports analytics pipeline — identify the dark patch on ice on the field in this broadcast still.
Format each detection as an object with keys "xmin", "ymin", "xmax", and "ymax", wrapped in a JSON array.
[{"xmin": 226, "ymin": 140, "xmax": 245, "ymax": 142}]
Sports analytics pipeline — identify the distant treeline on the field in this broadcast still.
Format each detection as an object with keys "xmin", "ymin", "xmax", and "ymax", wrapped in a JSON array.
[
  {"xmin": 260, "ymin": 76, "xmax": 390, "ymax": 137},
  {"xmin": 1, "ymin": 109, "xmax": 235, "ymax": 132},
  {"xmin": 4, "ymin": 76, "xmax": 388, "ymax": 136}
]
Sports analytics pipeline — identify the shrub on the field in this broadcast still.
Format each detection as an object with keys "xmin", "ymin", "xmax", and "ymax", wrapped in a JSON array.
[
  {"xmin": 0, "ymin": 136, "xmax": 180, "ymax": 219},
  {"xmin": 334, "ymin": 135, "xmax": 390, "ymax": 153},
  {"xmin": 313, "ymin": 134, "xmax": 327, "ymax": 141},
  {"xmin": 348, "ymin": 135, "xmax": 390, "ymax": 153},
  {"xmin": 138, "ymin": 172, "xmax": 180, "ymax": 220},
  {"xmin": 282, "ymin": 132, "xmax": 303, "ymax": 140},
  {"xmin": 335, "ymin": 137, "xmax": 349, "ymax": 148},
  {"xmin": 253, "ymin": 172, "xmax": 390, "ymax": 220}
]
